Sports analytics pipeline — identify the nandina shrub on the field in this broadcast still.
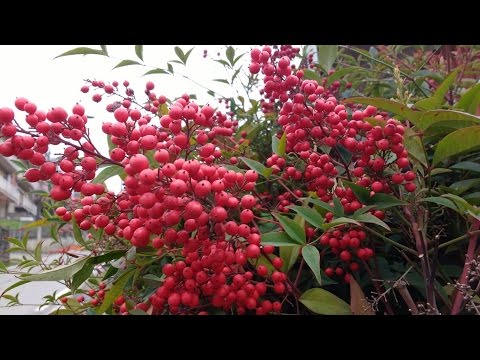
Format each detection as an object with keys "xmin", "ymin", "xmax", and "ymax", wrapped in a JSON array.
[{"xmin": 1, "ymin": 45, "xmax": 480, "ymax": 315}]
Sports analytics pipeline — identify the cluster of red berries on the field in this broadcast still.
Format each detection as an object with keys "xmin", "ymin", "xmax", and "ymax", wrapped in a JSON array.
[
  {"xmin": 248, "ymin": 46, "xmax": 417, "ymax": 281},
  {"xmin": 0, "ymin": 78, "xmax": 297, "ymax": 314}
]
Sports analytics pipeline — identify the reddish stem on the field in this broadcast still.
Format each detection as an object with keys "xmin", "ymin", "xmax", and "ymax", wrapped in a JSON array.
[{"xmin": 451, "ymin": 219, "xmax": 480, "ymax": 315}]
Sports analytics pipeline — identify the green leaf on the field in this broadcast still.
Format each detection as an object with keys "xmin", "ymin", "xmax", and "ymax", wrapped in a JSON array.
[
  {"xmin": 343, "ymin": 181, "xmax": 370, "ymax": 204},
  {"xmin": 288, "ymin": 205, "xmax": 324, "ymax": 228},
  {"xmin": 332, "ymin": 197, "xmax": 344, "ymax": 217},
  {"xmin": 404, "ymin": 127, "xmax": 428, "ymax": 168},
  {"xmin": 323, "ymin": 217, "xmax": 361, "ymax": 230},
  {"xmin": 71, "ymin": 259, "xmax": 95, "ymax": 292},
  {"xmin": 326, "ymin": 66, "xmax": 367, "ymax": 87},
  {"xmin": 1, "ymin": 280, "xmax": 30, "ymax": 297},
  {"xmin": 354, "ymin": 213, "xmax": 391, "ymax": 231},
  {"xmin": 301, "ymin": 197, "xmax": 334, "ymax": 213},
  {"xmin": 231, "ymin": 68, "xmax": 241, "ymax": 83},
  {"xmin": 464, "ymin": 192, "xmax": 480, "ymax": 205},
  {"xmin": 207, "ymin": 90, "xmax": 215, "ymax": 97},
  {"xmin": 183, "ymin": 47, "xmax": 194, "ymax": 65},
  {"xmin": 450, "ymin": 161, "xmax": 480, "ymax": 173},
  {"xmin": 34, "ymin": 240, "xmax": 44, "ymax": 262},
  {"xmin": 226, "ymin": 46, "xmax": 235, "ymax": 66},
  {"xmin": 280, "ymin": 245, "xmax": 301, "ymax": 272},
  {"xmin": 370, "ymin": 193, "xmax": 409, "ymax": 209},
  {"xmin": 302, "ymin": 245, "xmax": 322, "ymax": 286},
  {"xmin": 22, "ymin": 256, "xmax": 91, "ymax": 281},
  {"xmin": 273, "ymin": 214, "xmax": 306, "ymax": 245},
  {"xmin": 419, "ymin": 197, "xmax": 460, "ymax": 213},
  {"xmin": 344, "ymin": 97, "xmax": 422, "ymax": 123},
  {"xmin": 113, "ymin": 60, "xmax": 142, "ymax": 69},
  {"xmin": 415, "ymin": 70, "xmax": 459, "ymax": 111},
  {"xmin": 317, "ymin": 45, "xmax": 338, "ymax": 71},
  {"xmin": 272, "ymin": 132, "xmax": 286, "ymax": 157},
  {"xmin": 299, "ymin": 288, "xmax": 351, "ymax": 315},
  {"xmin": 233, "ymin": 53, "xmax": 245, "ymax": 66},
  {"xmin": 442, "ymin": 193, "xmax": 479, "ymax": 215},
  {"xmin": 100, "ymin": 45, "xmax": 108, "ymax": 56},
  {"xmin": 433, "ymin": 126, "xmax": 480, "ymax": 165},
  {"xmin": 261, "ymin": 231, "xmax": 299, "ymax": 247},
  {"xmin": 449, "ymin": 178, "xmax": 480, "ymax": 195},
  {"xmin": 92, "ymin": 250, "xmax": 127, "ymax": 265},
  {"xmin": 72, "ymin": 221, "xmax": 89, "ymax": 249},
  {"xmin": 302, "ymin": 69, "xmax": 322, "ymax": 82},
  {"xmin": 55, "ymin": 47, "xmax": 108, "ymax": 59},
  {"xmin": 21, "ymin": 218, "xmax": 49, "ymax": 229},
  {"xmin": 174, "ymin": 47, "xmax": 185, "ymax": 62},
  {"xmin": 239, "ymin": 157, "xmax": 272, "ymax": 179},
  {"xmin": 417, "ymin": 110, "xmax": 480, "ymax": 132},
  {"xmin": 430, "ymin": 168, "xmax": 453, "ymax": 176},
  {"xmin": 135, "ymin": 45, "xmax": 143, "ymax": 61},
  {"xmin": 413, "ymin": 70, "xmax": 444, "ymax": 83},
  {"xmin": 129, "ymin": 309, "xmax": 148, "ymax": 315},
  {"xmin": 97, "ymin": 267, "xmax": 136, "ymax": 314},
  {"xmin": 92, "ymin": 165, "xmax": 124, "ymax": 184},
  {"xmin": 455, "ymin": 83, "xmax": 480, "ymax": 114},
  {"xmin": 167, "ymin": 63, "xmax": 174, "ymax": 74},
  {"xmin": 143, "ymin": 68, "xmax": 168, "ymax": 76},
  {"xmin": 213, "ymin": 79, "xmax": 229, "ymax": 84}
]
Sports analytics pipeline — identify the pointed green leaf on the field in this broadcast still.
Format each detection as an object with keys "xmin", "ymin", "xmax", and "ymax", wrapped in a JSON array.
[
  {"xmin": 213, "ymin": 79, "xmax": 229, "ymax": 84},
  {"xmin": 449, "ymin": 178, "xmax": 480, "ymax": 195},
  {"xmin": 233, "ymin": 53, "xmax": 245, "ymax": 66},
  {"xmin": 239, "ymin": 157, "xmax": 272, "ymax": 178},
  {"xmin": 415, "ymin": 68, "xmax": 459, "ymax": 110},
  {"xmin": 167, "ymin": 63, "xmax": 174, "ymax": 73},
  {"xmin": 326, "ymin": 66, "xmax": 367, "ymax": 87},
  {"xmin": 417, "ymin": 110, "xmax": 480, "ymax": 131},
  {"xmin": 22, "ymin": 256, "xmax": 91, "ymax": 281},
  {"xmin": 303, "ymin": 69, "xmax": 322, "ymax": 82},
  {"xmin": 344, "ymin": 97, "xmax": 422, "ymax": 123},
  {"xmin": 301, "ymin": 197, "xmax": 334, "ymax": 213},
  {"xmin": 370, "ymin": 193, "xmax": 409, "ymax": 209},
  {"xmin": 1, "ymin": 280, "xmax": 30, "ymax": 297},
  {"xmin": 404, "ymin": 127, "xmax": 428, "ymax": 168},
  {"xmin": 183, "ymin": 47, "xmax": 194, "ymax": 65},
  {"xmin": 272, "ymin": 132, "xmax": 286, "ymax": 157},
  {"xmin": 100, "ymin": 45, "xmax": 108, "ymax": 56},
  {"xmin": 317, "ymin": 45, "xmax": 338, "ymax": 71},
  {"xmin": 455, "ymin": 83, "xmax": 480, "ymax": 114},
  {"xmin": 143, "ymin": 68, "xmax": 168, "ymax": 76},
  {"xmin": 55, "ymin": 47, "xmax": 107, "ymax": 59},
  {"xmin": 174, "ymin": 47, "xmax": 185, "ymax": 62},
  {"xmin": 302, "ymin": 245, "xmax": 322, "ymax": 286},
  {"xmin": 273, "ymin": 214, "xmax": 306, "ymax": 245},
  {"xmin": 300, "ymin": 288, "xmax": 351, "ymax": 315},
  {"xmin": 72, "ymin": 221, "xmax": 89, "ymax": 249},
  {"xmin": 342, "ymin": 181, "xmax": 371, "ymax": 204},
  {"xmin": 354, "ymin": 212, "xmax": 391, "ymax": 231},
  {"xmin": 261, "ymin": 231, "xmax": 299, "ymax": 247},
  {"xmin": 288, "ymin": 205, "xmax": 324, "ymax": 228},
  {"xmin": 433, "ymin": 126, "xmax": 480, "ymax": 165},
  {"xmin": 450, "ymin": 161, "xmax": 480, "ymax": 173},
  {"xmin": 419, "ymin": 196, "xmax": 460, "ymax": 213},
  {"xmin": 441, "ymin": 193, "xmax": 479, "ymax": 215},
  {"xmin": 71, "ymin": 258, "xmax": 95, "ymax": 292},
  {"xmin": 135, "ymin": 45, "xmax": 143, "ymax": 61},
  {"xmin": 226, "ymin": 46, "xmax": 235, "ymax": 66},
  {"xmin": 280, "ymin": 245, "xmax": 301, "ymax": 272},
  {"xmin": 323, "ymin": 217, "xmax": 361, "ymax": 230},
  {"xmin": 113, "ymin": 60, "xmax": 142, "ymax": 69},
  {"xmin": 332, "ymin": 197, "xmax": 344, "ymax": 217},
  {"xmin": 92, "ymin": 165, "xmax": 124, "ymax": 184},
  {"xmin": 97, "ymin": 267, "xmax": 136, "ymax": 314}
]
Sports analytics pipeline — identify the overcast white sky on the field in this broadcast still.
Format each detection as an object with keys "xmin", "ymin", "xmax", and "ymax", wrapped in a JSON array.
[{"xmin": 0, "ymin": 45, "xmax": 256, "ymax": 191}]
